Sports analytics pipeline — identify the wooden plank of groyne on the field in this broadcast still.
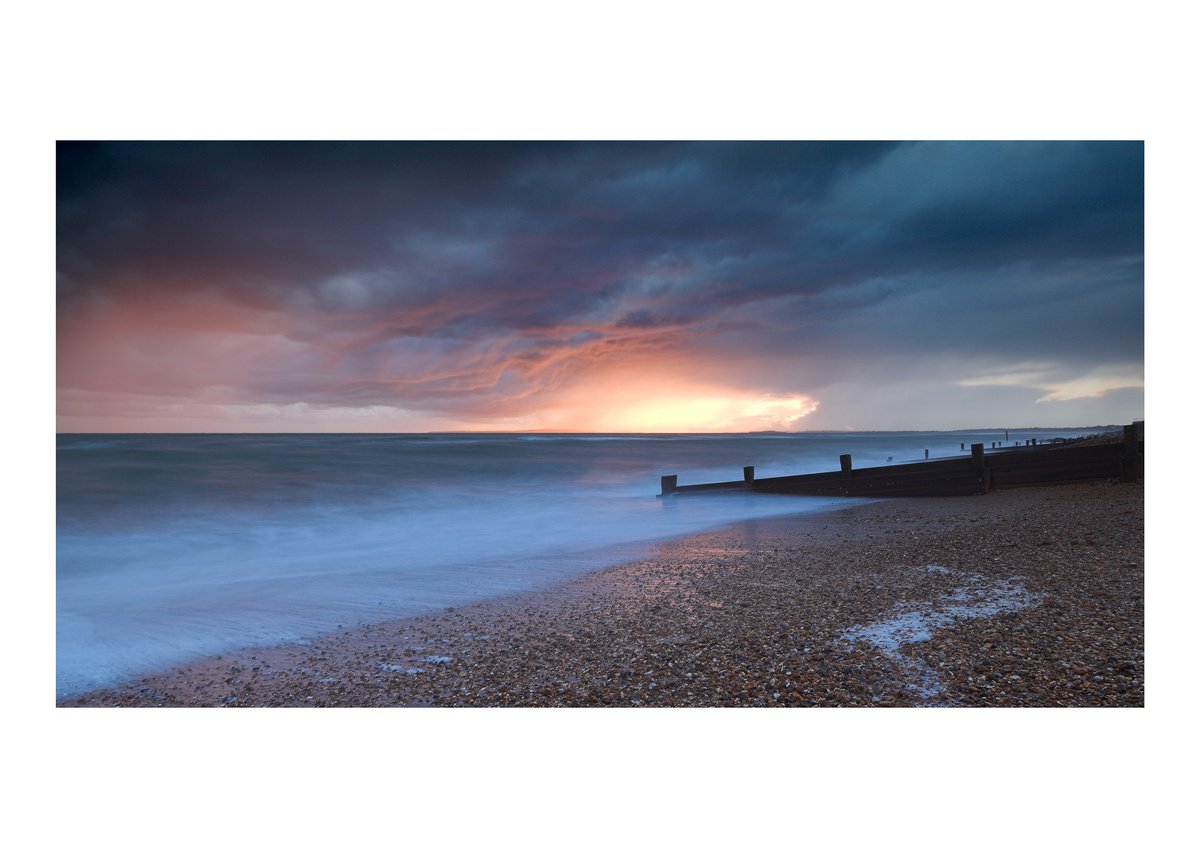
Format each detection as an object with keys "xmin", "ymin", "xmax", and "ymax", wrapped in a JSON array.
[
  {"xmin": 989, "ymin": 453, "xmax": 1126, "ymax": 488},
  {"xmin": 670, "ymin": 480, "xmax": 746, "ymax": 494},
  {"xmin": 753, "ymin": 458, "xmax": 982, "ymax": 497},
  {"xmin": 658, "ymin": 426, "xmax": 1138, "ymax": 498}
]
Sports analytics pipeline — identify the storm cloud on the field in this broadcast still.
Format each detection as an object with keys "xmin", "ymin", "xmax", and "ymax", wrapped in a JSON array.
[{"xmin": 56, "ymin": 141, "xmax": 1143, "ymax": 432}]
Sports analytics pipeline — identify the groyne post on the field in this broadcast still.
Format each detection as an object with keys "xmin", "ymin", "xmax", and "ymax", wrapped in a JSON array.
[
  {"xmin": 660, "ymin": 474, "xmax": 678, "ymax": 496},
  {"xmin": 971, "ymin": 442, "xmax": 990, "ymax": 494},
  {"xmin": 1121, "ymin": 424, "xmax": 1141, "ymax": 483},
  {"xmin": 743, "ymin": 465, "xmax": 755, "ymax": 484},
  {"xmin": 839, "ymin": 454, "xmax": 853, "ymax": 495}
]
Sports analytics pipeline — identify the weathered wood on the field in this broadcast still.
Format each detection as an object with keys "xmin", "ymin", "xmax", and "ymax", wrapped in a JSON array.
[
  {"xmin": 755, "ymin": 457, "xmax": 980, "ymax": 497},
  {"xmin": 989, "ymin": 461, "xmax": 1121, "ymax": 488},
  {"xmin": 671, "ymin": 480, "xmax": 746, "ymax": 493},
  {"xmin": 989, "ymin": 443, "xmax": 1121, "ymax": 465},
  {"xmin": 660, "ymin": 426, "xmax": 1137, "ymax": 499},
  {"xmin": 660, "ymin": 474, "xmax": 677, "ymax": 496},
  {"xmin": 975, "ymin": 443, "xmax": 1123, "ymax": 489},
  {"xmin": 1122, "ymin": 424, "xmax": 1140, "ymax": 483}
]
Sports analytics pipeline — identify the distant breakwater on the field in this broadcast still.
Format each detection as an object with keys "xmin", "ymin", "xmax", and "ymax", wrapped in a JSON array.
[{"xmin": 661, "ymin": 422, "xmax": 1143, "ymax": 499}]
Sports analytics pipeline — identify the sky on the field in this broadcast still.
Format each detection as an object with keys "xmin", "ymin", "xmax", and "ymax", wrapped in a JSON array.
[{"xmin": 56, "ymin": 140, "xmax": 1144, "ymax": 433}]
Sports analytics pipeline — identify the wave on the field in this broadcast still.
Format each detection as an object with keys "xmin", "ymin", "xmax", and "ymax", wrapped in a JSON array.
[{"xmin": 56, "ymin": 428, "xmax": 1110, "ymax": 696}]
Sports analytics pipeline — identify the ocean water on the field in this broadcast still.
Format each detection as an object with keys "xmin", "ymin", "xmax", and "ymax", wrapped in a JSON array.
[{"xmin": 56, "ymin": 429, "xmax": 1101, "ymax": 696}]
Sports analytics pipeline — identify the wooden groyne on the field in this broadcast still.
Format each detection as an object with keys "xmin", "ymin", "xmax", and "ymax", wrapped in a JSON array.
[{"xmin": 660, "ymin": 422, "xmax": 1143, "ymax": 498}]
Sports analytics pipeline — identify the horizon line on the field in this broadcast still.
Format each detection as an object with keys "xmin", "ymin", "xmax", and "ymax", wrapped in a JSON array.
[{"xmin": 55, "ymin": 424, "xmax": 1131, "ymax": 436}]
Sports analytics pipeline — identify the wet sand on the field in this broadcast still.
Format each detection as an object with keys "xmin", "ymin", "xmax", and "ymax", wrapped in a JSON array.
[{"xmin": 60, "ymin": 480, "xmax": 1143, "ymax": 707}]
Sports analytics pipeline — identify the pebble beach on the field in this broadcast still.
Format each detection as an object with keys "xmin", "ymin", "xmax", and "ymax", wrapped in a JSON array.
[{"xmin": 60, "ymin": 480, "xmax": 1143, "ymax": 707}]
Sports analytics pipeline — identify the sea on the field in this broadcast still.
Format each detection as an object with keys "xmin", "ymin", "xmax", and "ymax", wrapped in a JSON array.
[{"xmin": 56, "ymin": 429, "xmax": 1105, "ymax": 696}]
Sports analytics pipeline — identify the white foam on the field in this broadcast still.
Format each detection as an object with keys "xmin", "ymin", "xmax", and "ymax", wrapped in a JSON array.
[{"xmin": 842, "ymin": 566, "xmax": 1039, "ymax": 703}]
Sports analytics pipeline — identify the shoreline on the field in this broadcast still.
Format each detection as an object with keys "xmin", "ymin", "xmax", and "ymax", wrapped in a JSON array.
[{"xmin": 60, "ymin": 480, "xmax": 1143, "ymax": 707}]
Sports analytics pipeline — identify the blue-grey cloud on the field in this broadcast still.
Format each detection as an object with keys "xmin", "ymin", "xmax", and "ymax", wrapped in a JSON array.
[{"xmin": 56, "ymin": 140, "xmax": 1143, "ymax": 431}]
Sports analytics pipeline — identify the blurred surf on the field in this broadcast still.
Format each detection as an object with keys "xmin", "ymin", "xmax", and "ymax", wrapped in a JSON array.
[{"xmin": 55, "ymin": 429, "xmax": 1101, "ymax": 695}]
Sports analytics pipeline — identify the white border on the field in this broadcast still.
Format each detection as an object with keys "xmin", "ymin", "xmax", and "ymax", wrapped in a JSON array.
[{"xmin": 11, "ymin": 1, "xmax": 1192, "ymax": 843}]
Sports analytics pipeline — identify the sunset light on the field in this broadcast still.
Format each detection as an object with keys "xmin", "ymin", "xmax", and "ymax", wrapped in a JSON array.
[
  {"xmin": 57, "ymin": 141, "xmax": 1143, "ymax": 432},
  {"xmin": 586, "ymin": 390, "xmax": 819, "ymax": 433}
]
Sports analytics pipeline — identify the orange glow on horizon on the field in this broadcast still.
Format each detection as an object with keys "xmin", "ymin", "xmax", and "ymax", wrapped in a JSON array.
[
  {"xmin": 600, "ymin": 392, "xmax": 818, "ymax": 432},
  {"xmin": 57, "ymin": 287, "xmax": 824, "ymax": 433},
  {"xmin": 501, "ymin": 372, "xmax": 822, "ymax": 433}
]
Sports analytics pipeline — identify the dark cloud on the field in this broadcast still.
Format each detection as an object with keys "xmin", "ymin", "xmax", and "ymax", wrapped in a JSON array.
[
  {"xmin": 56, "ymin": 141, "xmax": 902, "ymax": 311},
  {"xmin": 56, "ymin": 141, "xmax": 1143, "ymax": 430}
]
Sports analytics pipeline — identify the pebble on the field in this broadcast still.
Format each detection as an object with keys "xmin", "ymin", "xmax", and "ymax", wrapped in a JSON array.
[{"xmin": 59, "ymin": 481, "xmax": 1143, "ymax": 709}]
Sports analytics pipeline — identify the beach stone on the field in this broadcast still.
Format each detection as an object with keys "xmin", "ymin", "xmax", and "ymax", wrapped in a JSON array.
[{"xmin": 58, "ymin": 480, "xmax": 1142, "ymax": 709}]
